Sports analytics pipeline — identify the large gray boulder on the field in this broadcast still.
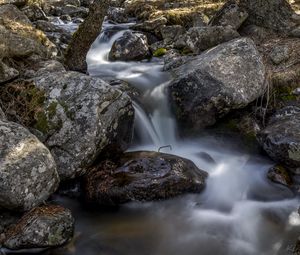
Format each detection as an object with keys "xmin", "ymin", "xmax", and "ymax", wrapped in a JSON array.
[
  {"xmin": 168, "ymin": 37, "xmax": 266, "ymax": 132},
  {"xmin": 33, "ymin": 71, "xmax": 134, "ymax": 180},
  {"xmin": 109, "ymin": 31, "xmax": 150, "ymax": 61},
  {"xmin": 174, "ymin": 26, "xmax": 240, "ymax": 54},
  {"xmin": 85, "ymin": 151, "xmax": 208, "ymax": 206},
  {"xmin": 0, "ymin": 120, "xmax": 59, "ymax": 211},
  {"xmin": 1, "ymin": 205, "xmax": 74, "ymax": 249},
  {"xmin": 257, "ymin": 106, "xmax": 300, "ymax": 174}
]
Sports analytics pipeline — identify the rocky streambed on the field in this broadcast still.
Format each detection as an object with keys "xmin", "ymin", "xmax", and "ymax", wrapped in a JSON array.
[{"xmin": 0, "ymin": 0, "xmax": 300, "ymax": 254}]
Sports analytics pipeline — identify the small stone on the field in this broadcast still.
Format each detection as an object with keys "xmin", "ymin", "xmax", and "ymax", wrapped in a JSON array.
[
  {"xmin": 269, "ymin": 45, "xmax": 291, "ymax": 65},
  {"xmin": 2, "ymin": 205, "xmax": 74, "ymax": 249}
]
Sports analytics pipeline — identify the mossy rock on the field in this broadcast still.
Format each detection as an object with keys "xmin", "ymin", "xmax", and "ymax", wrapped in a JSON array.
[{"xmin": 153, "ymin": 47, "xmax": 167, "ymax": 57}]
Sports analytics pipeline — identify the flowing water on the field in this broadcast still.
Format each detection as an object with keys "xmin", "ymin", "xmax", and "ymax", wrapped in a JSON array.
[{"xmin": 5, "ymin": 21, "xmax": 300, "ymax": 255}]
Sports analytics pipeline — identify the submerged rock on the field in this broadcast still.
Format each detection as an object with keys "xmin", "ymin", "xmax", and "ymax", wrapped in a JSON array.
[
  {"xmin": 2, "ymin": 205, "xmax": 74, "ymax": 249},
  {"xmin": 33, "ymin": 71, "xmax": 134, "ymax": 180},
  {"xmin": 258, "ymin": 106, "xmax": 300, "ymax": 174},
  {"xmin": 109, "ymin": 31, "xmax": 150, "ymax": 61},
  {"xmin": 175, "ymin": 26, "xmax": 240, "ymax": 54},
  {"xmin": 168, "ymin": 37, "xmax": 266, "ymax": 132},
  {"xmin": 0, "ymin": 120, "xmax": 59, "ymax": 211},
  {"xmin": 84, "ymin": 151, "xmax": 208, "ymax": 206}
]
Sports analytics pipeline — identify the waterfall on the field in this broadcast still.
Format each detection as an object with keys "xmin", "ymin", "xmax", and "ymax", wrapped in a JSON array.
[{"xmin": 83, "ymin": 20, "xmax": 300, "ymax": 255}]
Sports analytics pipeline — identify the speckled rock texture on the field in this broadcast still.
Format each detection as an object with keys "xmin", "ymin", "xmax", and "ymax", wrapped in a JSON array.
[
  {"xmin": 0, "ymin": 120, "xmax": 59, "ymax": 211},
  {"xmin": 209, "ymin": 0, "xmax": 248, "ymax": 30},
  {"xmin": 258, "ymin": 106, "xmax": 300, "ymax": 174},
  {"xmin": 1, "ymin": 205, "xmax": 74, "ymax": 249},
  {"xmin": 33, "ymin": 71, "xmax": 134, "ymax": 180},
  {"xmin": 0, "ymin": 107, "xmax": 6, "ymax": 120},
  {"xmin": 109, "ymin": 31, "xmax": 150, "ymax": 61},
  {"xmin": 84, "ymin": 151, "xmax": 208, "ymax": 206},
  {"xmin": 175, "ymin": 26, "xmax": 240, "ymax": 54},
  {"xmin": 168, "ymin": 37, "xmax": 266, "ymax": 133}
]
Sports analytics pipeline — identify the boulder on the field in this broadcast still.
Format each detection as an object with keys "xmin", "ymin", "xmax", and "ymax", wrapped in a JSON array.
[
  {"xmin": 0, "ymin": 0, "xmax": 26, "ymax": 6},
  {"xmin": 109, "ymin": 31, "xmax": 150, "ymax": 61},
  {"xmin": 168, "ymin": 37, "xmax": 266, "ymax": 132},
  {"xmin": 0, "ymin": 211, "xmax": 19, "ymax": 235},
  {"xmin": 174, "ymin": 26, "xmax": 240, "ymax": 54},
  {"xmin": 133, "ymin": 16, "xmax": 167, "ymax": 33},
  {"xmin": 84, "ymin": 151, "xmax": 208, "ymax": 206},
  {"xmin": 1, "ymin": 205, "xmax": 74, "ymax": 249},
  {"xmin": 0, "ymin": 120, "xmax": 59, "ymax": 211},
  {"xmin": 0, "ymin": 4, "xmax": 57, "ymax": 73},
  {"xmin": 257, "ymin": 106, "xmax": 300, "ymax": 174},
  {"xmin": 267, "ymin": 164, "xmax": 292, "ymax": 187},
  {"xmin": 50, "ymin": 5, "xmax": 88, "ymax": 18},
  {"xmin": 0, "ymin": 107, "xmax": 6, "ymax": 120},
  {"xmin": 32, "ymin": 71, "xmax": 134, "ymax": 180},
  {"xmin": 209, "ymin": 0, "xmax": 248, "ymax": 30},
  {"xmin": 21, "ymin": 4, "xmax": 48, "ymax": 22},
  {"xmin": 107, "ymin": 7, "xmax": 129, "ymax": 23},
  {"xmin": 0, "ymin": 60, "xmax": 19, "ymax": 83},
  {"xmin": 161, "ymin": 25, "xmax": 185, "ymax": 45}
]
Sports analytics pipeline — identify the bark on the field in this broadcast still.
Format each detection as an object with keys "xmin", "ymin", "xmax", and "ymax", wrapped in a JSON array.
[
  {"xmin": 64, "ymin": 0, "xmax": 110, "ymax": 73},
  {"xmin": 238, "ymin": 0, "xmax": 296, "ymax": 32}
]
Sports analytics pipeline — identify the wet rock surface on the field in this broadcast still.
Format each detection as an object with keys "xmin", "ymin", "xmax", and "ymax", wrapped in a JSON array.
[
  {"xmin": 1, "ymin": 205, "xmax": 74, "ymax": 249},
  {"xmin": 33, "ymin": 71, "xmax": 134, "ymax": 180},
  {"xmin": 0, "ymin": 120, "xmax": 59, "ymax": 211},
  {"xmin": 168, "ymin": 37, "xmax": 266, "ymax": 132},
  {"xmin": 109, "ymin": 31, "xmax": 150, "ymax": 61},
  {"xmin": 84, "ymin": 151, "xmax": 208, "ymax": 206},
  {"xmin": 258, "ymin": 106, "xmax": 300, "ymax": 174}
]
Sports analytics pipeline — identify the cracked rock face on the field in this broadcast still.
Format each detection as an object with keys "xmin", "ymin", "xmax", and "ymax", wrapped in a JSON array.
[
  {"xmin": 0, "ymin": 120, "xmax": 59, "ymax": 211},
  {"xmin": 168, "ymin": 37, "xmax": 266, "ymax": 133},
  {"xmin": 2, "ymin": 205, "xmax": 74, "ymax": 249},
  {"xmin": 33, "ymin": 71, "xmax": 134, "ymax": 180},
  {"xmin": 258, "ymin": 106, "xmax": 300, "ymax": 174}
]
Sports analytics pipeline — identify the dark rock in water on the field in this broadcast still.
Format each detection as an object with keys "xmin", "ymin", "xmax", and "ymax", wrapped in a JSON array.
[
  {"xmin": 196, "ymin": 152, "xmax": 217, "ymax": 165},
  {"xmin": 84, "ymin": 151, "xmax": 208, "ymax": 206},
  {"xmin": 174, "ymin": 26, "xmax": 240, "ymax": 54},
  {"xmin": 109, "ymin": 31, "xmax": 150, "ymax": 61},
  {"xmin": 108, "ymin": 79, "xmax": 140, "ymax": 99},
  {"xmin": 0, "ymin": 120, "xmax": 59, "ymax": 211},
  {"xmin": 107, "ymin": 7, "xmax": 128, "ymax": 23},
  {"xmin": 1, "ymin": 205, "xmax": 74, "ymax": 249},
  {"xmin": 209, "ymin": 0, "xmax": 248, "ymax": 30},
  {"xmin": 257, "ymin": 106, "xmax": 300, "ymax": 174},
  {"xmin": 168, "ymin": 37, "xmax": 266, "ymax": 133},
  {"xmin": 267, "ymin": 165, "xmax": 293, "ymax": 187},
  {"xmin": 32, "ymin": 71, "xmax": 134, "ymax": 180}
]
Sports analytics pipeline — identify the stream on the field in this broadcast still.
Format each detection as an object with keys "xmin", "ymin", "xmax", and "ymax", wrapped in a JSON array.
[{"xmin": 46, "ymin": 20, "xmax": 300, "ymax": 255}]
